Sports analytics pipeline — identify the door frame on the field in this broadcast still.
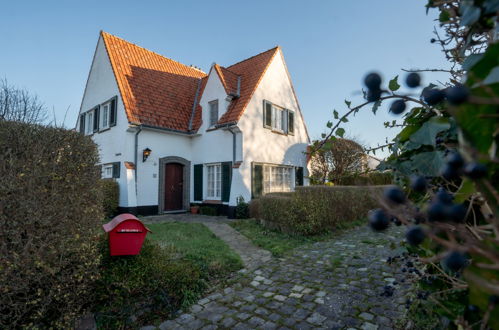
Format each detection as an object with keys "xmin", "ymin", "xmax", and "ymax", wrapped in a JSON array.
[{"xmin": 158, "ymin": 156, "xmax": 191, "ymax": 213}]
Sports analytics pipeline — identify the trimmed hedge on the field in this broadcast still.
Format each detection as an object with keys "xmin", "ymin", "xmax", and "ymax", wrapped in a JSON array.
[
  {"xmin": 0, "ymin": 121, "xmax": 103, "ymax": 328},
  {"xmin": 335, "ymin": 171, "xmax": 392, "ymax": 186},
  {"xmin": 101, "ymin": 179, "xmax": 119, "ymax": 218},
  {"xmin": 255, "ymin": 186, "xmax": 386, "ymax": 235}
]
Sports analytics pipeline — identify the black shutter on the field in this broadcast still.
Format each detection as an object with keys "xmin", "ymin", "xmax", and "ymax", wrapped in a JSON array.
[
  {"xmin": 79, "ymin": 113, "xmax": 85, "ymax": 133},
  {"xmin": 194, "ymin": 164, "xmax": 203, "ymax": 201},
  {"xmin": 288, "ymin": 111, "xmax": 295, "ymax": 135},
  {"xmin": 93, "ymin": 106, "xmax": 99, "ymax": 132},
  {"xmin": 110, "ymin": 97, "xmax": 117, "ymax": 127},
  {"xmin": 221, "ymin": 162, "xmax": 232, "ymax": 202},
  {"xmin": 263, "ymin": 101, "xmax": 272, "ymax": 128},
  {"xmin": 112, "ymin": 162, "xmax": 121, "ymax": 178},
  {"xmin": 252, "ymin": 164, "xmax": 263, "ymax": 198},
  {"xmin": 295, "ymin": 167, "xmax": 303, "ymax": 186}
]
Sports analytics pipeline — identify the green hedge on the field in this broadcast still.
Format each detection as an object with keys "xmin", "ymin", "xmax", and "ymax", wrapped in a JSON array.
[
  {"xmin": 94, "ymin": 238, "xmax": 205, "ymax": 328},
  {"xmin": 0, "ymin": 121, "xmax": 103, "ymax": 328},
  {"xmin": 255, "ymin": 186, "xmax": 385, "ymax": 235},
  {"xmin": 100, "ymin": 179, "xmax": 119, "ymax": 218},
  {"xmin": 335, "ymin": 171, "xmax": 392, "ymax": 186}
]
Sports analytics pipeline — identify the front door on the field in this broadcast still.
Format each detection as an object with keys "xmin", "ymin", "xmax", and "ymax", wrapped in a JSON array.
[{"xmin": 164, "ymin": 163, "xmax": 183, "ymax": 211}]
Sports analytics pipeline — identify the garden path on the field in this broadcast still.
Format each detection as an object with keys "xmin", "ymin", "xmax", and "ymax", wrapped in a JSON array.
[
  {"xmin": 142, "ymin": 214, "xmax": 272, "ymax": 270},
  {"xmin": 141, "ymin": 222, "xmax": 413, "ymax": 330}
]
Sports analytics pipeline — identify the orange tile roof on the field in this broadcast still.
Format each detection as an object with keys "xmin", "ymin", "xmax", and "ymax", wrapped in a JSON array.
[{"xmin": 100, "ymin": 31, "xmax": 279, "ymax": 132}]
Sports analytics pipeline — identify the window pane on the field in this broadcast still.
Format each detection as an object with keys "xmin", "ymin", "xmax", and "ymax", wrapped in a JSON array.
[
  {"xmin": 209, "ymin": 100, "xmax": 218, "ymax": 127},
  {"xmin": 216, "ymin": 165, "xmax": 221, "ymax": 197},
  {"xmin": 207, "ymin": 166, "xmax": 214, "ymax": 197}
]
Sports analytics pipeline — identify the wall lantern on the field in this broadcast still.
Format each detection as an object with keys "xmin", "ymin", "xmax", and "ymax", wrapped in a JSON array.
[{"xmin": 142, "ymin": 148, "xmax": 152, "ymax": 162}]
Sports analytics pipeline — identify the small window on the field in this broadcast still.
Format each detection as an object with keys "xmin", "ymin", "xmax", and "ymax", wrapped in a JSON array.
[
  {"xmin": 206, "ymin": 163, "xmax": 221, "ymax": 199},
  {"xmin": 209, "ymin": 100, "xmax": 219, "ymax": 127},
  {"xmin": 100, "ymin": 102, "xmax": 110, "ymax": 130},
  {"xmin": 102, "ymin": 164, "xmax": 113, "ymax": 178},
  {"xmin": 263, "ymin": 100, "xmax": 293, "ymax": 134},
  {"xmin": 85, "ymin": 110, "xmax": 94, "ymax": 135}
]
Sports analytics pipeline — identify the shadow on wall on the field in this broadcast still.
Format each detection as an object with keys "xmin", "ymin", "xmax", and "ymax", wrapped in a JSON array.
[{"xmin": 126, "ymin": 66, "xmax": 203, "ymax": 129}]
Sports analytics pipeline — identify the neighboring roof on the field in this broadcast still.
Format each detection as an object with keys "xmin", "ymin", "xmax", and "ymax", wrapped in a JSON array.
[
  {"xmin": 99, "ymin": 31, "xmax": 281, "ymax": 132},
  {"xmin": 101, "ymin": 31, "xmax": 206, "ymax": 132}
]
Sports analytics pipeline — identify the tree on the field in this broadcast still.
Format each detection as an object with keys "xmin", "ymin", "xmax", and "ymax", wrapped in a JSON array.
[
  {"xmin": 309, "ymin": 138, "xmax": 364, "ymax": 184},
  {"xmin": 0, "ymin": 79, "xmax": 47, "ymax": 124}
]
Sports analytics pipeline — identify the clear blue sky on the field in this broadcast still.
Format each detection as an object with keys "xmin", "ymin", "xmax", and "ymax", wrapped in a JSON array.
[{"xmin": 0, "ymin": 0, "xmax": 450, "ymax": 158}]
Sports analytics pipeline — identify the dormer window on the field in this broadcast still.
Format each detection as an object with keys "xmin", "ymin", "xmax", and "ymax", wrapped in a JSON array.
[{"xmin": 209, "ymin": 100, "xmax": 219, "ymax": 127}]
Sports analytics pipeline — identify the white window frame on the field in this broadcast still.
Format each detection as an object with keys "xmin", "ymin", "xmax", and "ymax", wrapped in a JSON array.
[
  {"xmin": 85, "ymin": 110, "xmax": 94, "ymax": 135},
  {"xmin": 102, "ymin": 164, "xmax": 114, "ymax": 179},
  {"xmin": 100, "ymin": 101, "xmax": 111, "ymax": 130},
  {"xmin": 263, "ymin": 164, "xmax": 294, "ymax": 194},
  {"xmin": 206, "ymin": 163, "xmax": 222, "ymax": 200}
]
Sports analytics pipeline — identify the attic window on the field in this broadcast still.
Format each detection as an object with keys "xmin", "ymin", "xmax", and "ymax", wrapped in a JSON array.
[
  {"xmin": 209, "ymin": 100, "xmax": 218, "ymax": 127},
  {"xmin": 263, "ymin": 100, "xmax": 294, "ymax": 135}
]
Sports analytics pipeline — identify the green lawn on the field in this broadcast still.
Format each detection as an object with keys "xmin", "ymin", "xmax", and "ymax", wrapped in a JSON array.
[
  {"xmin": 146, "ymin": 221, "xmax": 243, "ymax": 279},
  {"xmin": 229, "ymin": 219, "xmax": 333, "ymax": 257}
]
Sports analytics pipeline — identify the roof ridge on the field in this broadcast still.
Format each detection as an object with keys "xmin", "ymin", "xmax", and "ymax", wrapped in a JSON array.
[
  {"xmin": 227, "ymin": 46, "xmax": 280, "ymax": 69},
  {"xmin": 100, "ymin": 31, "xmax": 207, "ymax": 75}
]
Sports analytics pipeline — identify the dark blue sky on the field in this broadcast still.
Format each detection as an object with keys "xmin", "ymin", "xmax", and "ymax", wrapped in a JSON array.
[{"xmin": 0, "ymin": 0, "xmax": 450, "ymax": 157}]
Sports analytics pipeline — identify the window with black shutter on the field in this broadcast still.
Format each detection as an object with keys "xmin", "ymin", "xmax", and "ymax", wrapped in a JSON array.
[
  {"xmin": 109, "ymin": 97, "xmax": 117, "ymax": 127},
  {"xmin": 93, "ymin": 106, "xmax": 100, "ymax": 132},
  {"xmin": 263, "ymin": 101, "xmax": 272, "ymax": 128},
  {"xmin": 194, "ymin": 164, "xmax": 203, "ymax": 201},
  {"xmin": 288, "ymin": 111, "xmax": 295, "ymax": 135},
  {"xmin": 252, "ymin": 164, "xmax": 263, "ymax": 198},
  {"xmin": 79, "ymin": 113, "xmax": 85, "ymax": 133},
  {"xmin": 295, "ymin": 167, "xmax": 304, "ymax": 186},
  {"xmin": 112, "ymin": 162, "xmax": 120, "ymax": 178},
  {"xmin": 221, "ymin": 162, "xmax": 232, "ymax": 202}
]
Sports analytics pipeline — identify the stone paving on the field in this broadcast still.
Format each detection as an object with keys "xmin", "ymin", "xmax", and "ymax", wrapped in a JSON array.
[{"xmin": 144, "ymin": 224, "xmax": 413, "ymax": 330}]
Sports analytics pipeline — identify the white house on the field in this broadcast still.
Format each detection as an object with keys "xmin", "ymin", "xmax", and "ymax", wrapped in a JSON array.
[{"xmin": 77, "ymin": 31, "xmax": 310, "ymax": 216}]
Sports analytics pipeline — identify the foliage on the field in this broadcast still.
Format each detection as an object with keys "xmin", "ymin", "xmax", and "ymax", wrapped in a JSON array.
[
  {"xmin": 0, "ymin": 78, "xmax": 47, "ymax": 124},
  {"xmin": 0, "ymin": 121, "xmax": 102, "ymax": 328},
  {"xmin": 336, "ymin": 171, "xmax": 393, "ymax": 186},
  {"xmin": 230, "ymin": 219, "xmax": 334, "ymax": 257},
  {"xmin": 199, "ymin": 205, "xmax": 218, "ymax": 216},
  {"xmin": 146, "ymin": 221, "xmax": 243, "ymax": 279},
  {"xmin": 314, "ymin": 0, "xmax": 499, "ymax": 327},
  {"xmin": 94, "ymin": 238, "xmax": 205, "ymax": 328},
  {"xmin": 100, "ymin": 179, "xmax": 119, "ymax": 218},
  {"xmin": 309, "ymin": 137, "xmax": 364, "ymax": 184},
  {"xmin": 235, "ymin": 195, "xmax": 250, "ymax": 219},
  {"xmin": 255, "ymin": 186, "xmax": 384, "ymax": 235}
]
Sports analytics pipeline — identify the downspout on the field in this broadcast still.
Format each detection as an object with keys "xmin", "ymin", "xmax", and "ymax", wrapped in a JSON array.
[
  {"xmin": 228, "ymin": 126, "xmax": 237, "ymax": 164},
  {"xmin": 134, "ymin": 126, "xmax": 142, "ymax": 195}
]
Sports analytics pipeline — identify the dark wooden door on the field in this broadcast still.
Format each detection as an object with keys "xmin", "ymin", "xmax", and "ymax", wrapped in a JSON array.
[{"xmin": 164, "ymin": 163, "xmax": 183, "ymax": 211}]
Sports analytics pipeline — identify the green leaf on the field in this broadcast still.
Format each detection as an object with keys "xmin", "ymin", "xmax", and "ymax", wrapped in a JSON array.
[
  {"xmin": 321, "ymin": 133, "xmax": 326, "ymax": 139},
  {"xmin": 372, "ymin": 100, "xmax": 381, "ymax": 114},
  {"xmin": 344, "ymin": 100, "xmax": 351, "ymax": 108},
  {"xmin": 335, "ymin": 128, "xmax": 345, "ymax": 138},
  {"xmin": 389, "ymin": 75, "xmax": 400, "ymax": 91},
  {"xmin": 409, "ymin": 117, "xmax": 451, "ymax": 147},
  {"xmin": 439, "ymin": 10, "xmax": 450, "ymax": 22},
  {"xmin": 322, "ymin": 142, "xmax": 332, "ymax": 150},
  {"xmin": 341, "ymin": 117, "xmax": 349, "ymax": 123},
  {"xmin": 462, "ymin": 53, "xmax": 484, "ymax": 71},
  {"xmin": 454, "ymin": 179, "xmax": 476, "ymax": 203},
  {"xmin": 326, "ymin": 121, "xmax": 333, "ymax": 128},
  {"xmin": 333, "ymin": 110, "xmax": 339, "ymax": 119},
  {"xmin": 467, "ymin": 43, "xmax": 499, "ymax": 86}
]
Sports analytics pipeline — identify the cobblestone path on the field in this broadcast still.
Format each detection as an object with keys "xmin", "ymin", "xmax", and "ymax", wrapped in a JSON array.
[{"xmin": 147, "ymin": 225, "xmax": 412, "ymax": 330}]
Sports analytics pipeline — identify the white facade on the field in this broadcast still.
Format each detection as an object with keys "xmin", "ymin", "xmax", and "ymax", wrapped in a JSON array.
[{"xmin": 78, "ymin": 36, "xmax": 310, "ymax": 215}]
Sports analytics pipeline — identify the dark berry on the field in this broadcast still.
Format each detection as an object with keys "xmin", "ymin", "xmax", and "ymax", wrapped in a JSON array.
[
  {"xmin": 364, "ymin": 72, "xmax": 382, "ymax": 90},
  {"xmin": 444, "ymin": 251, "xmax": 467, "ymax": 272},
  {"xmin": 406, "ymin": 73, "xmax": 421, "ymax": 88},
  {"xmin": 368, "ymin": 208, "xmax": 390, "ymax": 231},
  {"xmin": 410, "ymin": 176, "xmax": 427, "ymax": 193},
  {"xmin": 406, "ymin": 226, "xmax": 426, "ymax": 246},
  {"xmin": 436, "ymin": 137, "xmax": 443, "ymax": 144},
  {"xmin": 384, "ymin": 186, "xmax": 406, "ymax": 204},
  {"xmin": 428, "ymin": 202, "xmax": 447, "ymax": 222},
  {"xmin": 367, "ymin": 89, "xmax": 382, "ymax": 102},
  {"xmin": 423, "ymin": 88, "xmax": 445, "ymax": 105},
  {"xmin": 430, "ymin": 38, "xmax": 436, "ymax": 43},
  {"xmin": 447, "ymin": 153, "xmax": 465, "ymax": 169},
  {"xmin": 389, "ymin": 100, "xmax": 406, "ymax": 115},
  {"xmin": 436, "ymin": 188, "xmax": 453, "ymax": 204},
  {"xmin": 445, "ymin": 84, "xmax": 469, "ymax": 105},
  {"xmin": 468, "ymin": 304, "xmax": 479, "ymax": 312},
  {"xmin": 464, "ymin": 163, "xmax": 488, "ymax": 179},
  {"xmin": 441, "ymin": 164, "xmax": 461, "ymax": 181},
  {"xmin": 448, "ymin": 203, "xmax": 467, "ymax": 222}
]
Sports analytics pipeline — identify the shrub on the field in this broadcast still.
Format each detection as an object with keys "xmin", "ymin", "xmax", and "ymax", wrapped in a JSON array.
[
  {"xmin": 235, "ymin": 196, "xmax": 249, "ymax": 219},
  {"xmin": 335, "ymin": 171, "xmax": 392, "ymax": 186},
  {"xmin": 94, "ymin": 237, "xmax": 205, "ymax": 328},
  {"xmin": 100, "ymin": 179, "xmax": 119, "ymax": 218},
  {"xmin": 248, "ymin": 199, "xmax": 261, "ymax": 219},
  {"xmin": 199, "ymin": 206, "xmax": 217, "ymax": 216},
  {"xmin": 0, "ymin": 121, "xmax": 103, "ymax": 328},
  {"xmin": 257, "ymin": 186, "xmax": 385, "ymax": 235}
]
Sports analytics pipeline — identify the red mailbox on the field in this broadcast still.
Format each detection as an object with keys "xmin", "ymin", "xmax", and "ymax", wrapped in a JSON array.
[{"xmin": 102, "ymin": 213, "xmax": 152, "ymax": 256}]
